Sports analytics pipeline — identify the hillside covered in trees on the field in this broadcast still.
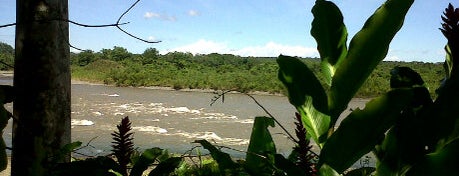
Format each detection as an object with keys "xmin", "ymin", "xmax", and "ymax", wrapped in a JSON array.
[{"xmin": 0, "ymin": 42, "xmax": 444, "ymax": 97}]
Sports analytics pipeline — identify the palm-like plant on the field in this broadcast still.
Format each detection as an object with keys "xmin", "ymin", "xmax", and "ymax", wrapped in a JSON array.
[{"xmin": 111, "ymin": 116, "xmax": 134, "ymax": 176}]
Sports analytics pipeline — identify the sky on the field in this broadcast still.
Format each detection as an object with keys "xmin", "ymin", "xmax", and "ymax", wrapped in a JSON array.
[{"xmin": 0, "ymin": 0, "xmax": 455, "ymax": 62}]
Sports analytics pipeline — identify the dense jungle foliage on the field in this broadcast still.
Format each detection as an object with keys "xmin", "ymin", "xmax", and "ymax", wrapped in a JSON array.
[{"xmin": 66, "ymin": 46, "xmax": 443, "ymax": 98}]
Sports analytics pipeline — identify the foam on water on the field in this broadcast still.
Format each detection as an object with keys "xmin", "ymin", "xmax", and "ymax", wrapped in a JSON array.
[
  {"xmin": 108, "ymin": 94, "xmax": 119, "ymax": 97},
  {"xmin": 133, "ymin": 126, "xmax": 168, "ymax": 134},
  {"xmin": 167, "ymin": 107, "xmax": 190, "ymax": 113},
  {"xmin": 173, "ymin": 131, "xmax": 249, "ymax": 146},
  {"xmin": 90, "ymin": 102, "xmax": 241, "ymax": 122},
  {"xmin": 235, "ymin": 119, "xmax": 254, "ymax": 124},
  {"xmin": 71, "ymin": 119, "xmax": 95, "ymax": 126}
]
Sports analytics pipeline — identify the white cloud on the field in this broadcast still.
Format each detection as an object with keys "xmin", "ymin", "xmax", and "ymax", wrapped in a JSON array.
[
  {"xmin": 144, "ymin": 12, "xmax": 160, "ymax": 19},
  {"xmin": 144, "ymin": 12, "xmax": 176, "ymax": 21},
  {"xmin": 384, "ymin": 55, "xmax": 401, "ymax": 61},
  {"xmin": 161, "ymin": 39, "xmax": 228, "ymax": 55},
  {"xmin": 233, "ymin": 42, "xmax": 318, "ymax": 57},
  {"xmin": 188, "ymin": 10, "xmax": 200, "ymax": 16},
  {"xmin": 161, "ymin": 40, "xmax": 319, "ymax": 58},
  {"xmin": 147, "ymin": 36, "xmax": 161, "ymax": 42}
]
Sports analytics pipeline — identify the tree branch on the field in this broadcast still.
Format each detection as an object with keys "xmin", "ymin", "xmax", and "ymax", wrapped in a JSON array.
[
  {"xmin": 0, "ymin": 23, "xmax": 15, "ymax": 28},
  {"xmin": 116, "ymin": 0, "xmax": 161, "ymax": 43},
  {"xmin": 0, "ymin": 0, "xmax": 161, "ymax": 44},
  {"xmin": 210, "ymin": 90, "xmax": 298, "ymax": 143}
]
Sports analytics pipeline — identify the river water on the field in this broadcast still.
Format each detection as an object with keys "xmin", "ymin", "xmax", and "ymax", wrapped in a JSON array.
[{"xmin": 1, "ymin": 76, "xmax": 368, "ymax": 158}]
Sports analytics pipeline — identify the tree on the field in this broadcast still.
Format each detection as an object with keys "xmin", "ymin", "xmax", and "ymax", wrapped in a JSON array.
[
  {"xmin": 102, "ymin": 46, "xmax": 132, "ymax": 62},
  {"xmin": 12, "ymin": 0, "xmax": 71, "ymax": 175},
  {"xmin": 76, "ymin": 50, "xmax": 96, "ymax": 66},
  {"xmin": 0, "ymin": 42, "xmax": 13, "ymax": 55},
  {"xmin": 140, "ymin": 47, "xmax": 159, "ymax": 65},
  {"xmin": 0, "ymin": 42, "xmax": 14, "ymax": 70}
]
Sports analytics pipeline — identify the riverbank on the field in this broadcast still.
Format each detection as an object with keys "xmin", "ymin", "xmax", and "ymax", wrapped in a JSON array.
[{"xmin": 71, "ymin": 77, "xmax": 286, "ymax": 97}]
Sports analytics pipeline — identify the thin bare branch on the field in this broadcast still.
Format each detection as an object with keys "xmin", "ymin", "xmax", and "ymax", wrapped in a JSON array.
[
  {"xmin": 116, "ymin": 0, "xmax": 161, "ymax": 43},
  {"xmin": 210, "ymin": 90, "xmax": 298, "ymax": 143},
  {"xmin": 0, "ymin": 23, "xmax": 15, "ymax": 28},
  {"xmin": 244, "ymin": 93, "xmax": 298, "ymax": 143},
  {"xmin": 0, "ymin": 0, "xmax": 160, "ymax": 44},
  {"xmin": 68, "ymin": 19, "xmax": 129, "ymax": 28},
  {"xmin": 0, "ymin": 19, "xmax": 128, "ymax": 29}
]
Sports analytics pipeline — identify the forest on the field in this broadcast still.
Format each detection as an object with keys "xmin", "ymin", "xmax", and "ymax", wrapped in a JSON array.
[
  {"xmin": 0, "ymin": 42, "xmax": 444, "ymax": 98},
  {"xmin": 69, "ymin": 46, "xmax": 444, "ymax": 98}
]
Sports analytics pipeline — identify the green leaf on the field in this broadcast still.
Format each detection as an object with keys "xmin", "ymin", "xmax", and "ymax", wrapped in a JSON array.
[
  {"xmin": 148, "ymin": 157, "xmax": 182, "ymax": 176},
  {"xmin": 374, "ymin": 86, "xmax": 431, "ymax": 175},
  {"xmin": 298, "ymin": 97, "xmax": 330, "ymax": 145},
  {"xmin": 277, "ymin": 55, "xmax": 330, "ymax": 145},
  {"xmin": 344, "ymin": 167, "xmax": 375, "ymax": 176},
  {"xmin": 438, "ymin": 45, "xmax": 454, "ymax": 94},
  {"xmin": 52, "ymin": 141, "xmax": 83, "ymax": 164},
  {"xmin": 444, "ymin": 45, "xmax": 453, "ymax": 79},
  {"xmin": 421, "ymin": 77, "xmax": 459, "ymax": 150},
  {"xmin": 274, "ymin": 154, "xmax": 305, "ymax": 176},
  {"xmin": 0, "ymin": 139, "xmax": 6, "ymax": 172},
  {"xmin": 52, "ymin": 156, "xmax": 121, "ymax": 176},
  {"xmin": 61, "ymin": 141, "xmax": 83, "ymax": 153},
  {"xmin": 390, "ymin": 66, "xmax": 425, "ymax": 88},
  {"xmin": 277, "ymin": 55, "xmax": 328, "ymax": 113},
  {"xmin": 130, "ymin": 147, "xmax": 164, "ymax": 176},
  {"xmin": 194, "ymin": 139, "xmax": 239, "ymax": 172},
  {"xmin": 311, "ymin": 0, "xmax": 348, "ymax": 85},
  {"xmin": 319, "ymin": 164, "xmax": 341, "ymax": 176},
  {"xmin": 329, "ymin": 0, "xmax": 414, "ymax": 120},
  {"xmin": 108, "ymin": 170, "xmax": 124, "ymax": 176},
  {"xmin": 245, "ymin": 116, "xmax": 277, "ymax": 175},
  {"xmin": 320, "ymin": 89, "xmax": 414, "ymax": 173},
  {"xmin": 407, "ymin": 138, "xmax": 459, "ymax": 176}
]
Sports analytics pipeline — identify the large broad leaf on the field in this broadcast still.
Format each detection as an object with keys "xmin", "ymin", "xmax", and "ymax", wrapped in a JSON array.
[
  {"xmin": 344, "ymin": 167, "xmax": 376, "ymax": 176},
  {"xmin": 147, "ymin": 157, "xmax": 182, "ymax": 176},
  {"xmin": 277, "ymin": 55, "xmax": 330, "ymax": 145},
  {"xmin": 130, "ymin": 147, "xmax": 163, "ymax": 176},
  {"xmin": 52, "ymin": 156, "xmax": 121, "ymax": 176},
  {"xmin": 318, "ymin": 164, "xmax": 341, "ymax": 176},
  {"xmin": 373, "ymin": 69, "xmax": 432, "ymax": 175},
  {"xmin": 277, "ymin": 55, "xmax": 328, "ymax": 113},
  {"xmin": 444, "ymin": 45, "xmax": 453, "ymax": 79},
  {"xmin": 319, "ymin": 89, "xmax": 414, "ymax": 173},
  {"xmin": 311, "ymin": 0, "xmax": 348, "ymax": 85},
  {"xmin": 274, "ymin": 154, "xmax": 306, "ymax": 176},
  {"xmin": 421, "ymin": 77, "xmax": 459, "ymax": 150},
  {"xmin": 390, "ymin": 66, "xmax": 425, "ymax": 88},
  {"xmin": 406, "ymin": 138, "xmax": 459, "ymax": 176},
  {"xmin": 194, "ymin": 139, "xmax": 239, "ymax": 173},
  {"xmin": 329, "ymin": 0, "xmax": 414, "ymax": 120},
  {"xmin": 297, "ymin": 97, "xmax": 330, "ymax": 145},
  {"xmin": 244, "ymin": 116, "xmax": 277, "ymax": 175}
]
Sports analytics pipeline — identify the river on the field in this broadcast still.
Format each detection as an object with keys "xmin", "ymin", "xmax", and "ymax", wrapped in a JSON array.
[{"xmin": 1, "ymin": 76, "xmax": 368, "ymax": 158}]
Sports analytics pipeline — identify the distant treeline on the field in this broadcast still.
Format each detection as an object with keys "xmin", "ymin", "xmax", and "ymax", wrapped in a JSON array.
[
  {"xmin": 0, "ymin": 42, "xmax": 14, "ymax": 70},
  {"xmin": 0, "ymin": 42, "xmax": 445, "ymax": 97},
  {"xmin": 70, "ymin": 46, "xmax": 444, "ymax": 98}
]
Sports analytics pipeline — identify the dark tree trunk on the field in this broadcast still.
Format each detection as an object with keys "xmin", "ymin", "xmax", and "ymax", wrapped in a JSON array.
[{"xmin": 12, "ymin": 0, "xmax": 70, "ymax": 175}]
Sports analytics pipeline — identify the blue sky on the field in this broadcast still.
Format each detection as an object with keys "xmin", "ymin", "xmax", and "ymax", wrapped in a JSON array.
[{"xmin": 0, "ymin": 0, "xmax": 454, "ymax": 62}]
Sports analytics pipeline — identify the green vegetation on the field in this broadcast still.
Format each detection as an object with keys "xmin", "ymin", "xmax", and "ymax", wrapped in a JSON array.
[
  {"xmin": 67, "ymin": 45, "xmax": 444, "ymax": 98},
  {"xmin": 276, "ymin": 0, "xmax": 459, "ymax": 175},
  {"xmin": 0, "ymin": 0, "xmax": 457, "ymax": 175},
  {"xmin": 0, "ymin": 42, "xmax": 14, "ymax": 70},
  {"xmin": 0, "ymin": 42, "xmax": 444, "ymax": 98}
]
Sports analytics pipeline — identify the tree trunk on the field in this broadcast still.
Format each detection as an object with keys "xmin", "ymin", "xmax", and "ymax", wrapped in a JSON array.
[{"xmin": 12, "ymin": 0, "xmax": 71, "ymax": 175}]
